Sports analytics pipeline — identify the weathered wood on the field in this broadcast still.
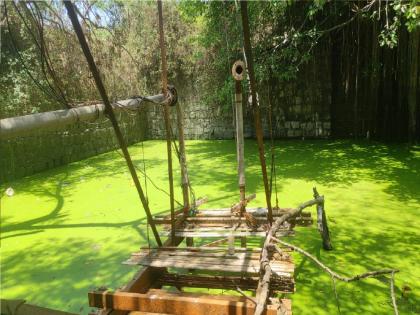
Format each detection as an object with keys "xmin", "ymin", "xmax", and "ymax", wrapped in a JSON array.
[
  {"xmin": 153, "ymin": 213, "xmax": 312, "ymax": 227},
  {"xmin": 124, "ymin": 247, "xmax": 294, "ymax": 276},
  {"xmin": 194, "ymin": 207, "xmax": 310, "ymax": 217},
  {"xmin": 138, "ymin": 246, "xmax": 263, "ymax": 253},
  {"xmin": 162, "ymin": 230, "xmax": 294, "ymax": 238},
  {"xmin": 231, "ymin": 194, "xmax": 256, "ymax": 213},
  {"xmin": 240, "ymin": 0, "xmax": 273, "ymax": 223},
  {"xmin": 175, "ymin": 102, "xmax": 190, "ymax": 213},
  {"xmin": 163, "ymin": 197, "xmax": 208, "ymax": 219},
  {"xmin": 313, "ymin": 188, "xmax": 333, "ymax": 250},
  {"xmin": 157, "ymin": 273, "xmax": 294, "ymax": 293},
  {"xmin": 201, "ymin": 238, "xmax": 229, "ymax": 247},
  {"xmin": 233, "ymin": 60, "xmax": 247, "ymax": 214},
  {"xmin": 88, "ymin": 289, "xmax": 286, "ymax": 315},
  {"xmin": 254, "ymin": 194, "xmax": 324, "ymax": 315}
]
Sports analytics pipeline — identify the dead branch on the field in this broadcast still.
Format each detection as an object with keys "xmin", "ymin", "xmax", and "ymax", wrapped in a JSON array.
[
  {"xmin": 254, "ymin": 195, "xmax": 323, "ymax": 315},
  {"xmin": 235, "ymin": 286, "xmax": 257, "ymax": 305},
  {"xmin": 271, "ymin": 238, "xmax": 399, "ymax": 314},
  {"xmin": 390, "ymin": 271, "xmax": 399, "ymax": 315}
]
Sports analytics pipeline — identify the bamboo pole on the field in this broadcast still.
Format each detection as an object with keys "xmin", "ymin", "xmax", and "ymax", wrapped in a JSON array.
[
  {"xmin": 157, "ymin": 0, "xmax": 176, "ymax": 245},
  {"xmin": 64, "ymin": 1, "xmax": 162, "ymax": 246},
  {"xmin": 176, "ymin": 103, "xmax": 190, "ymax": 214},
  {"xmin": 232, "ymin": 60, "xmax": 246, "ymax": 214},
  {"xmin": 240, "ymin": 1, "xmax": 273, "ymax": 224}
]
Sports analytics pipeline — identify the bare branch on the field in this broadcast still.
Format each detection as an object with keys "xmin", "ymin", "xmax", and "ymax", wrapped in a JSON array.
[{"xmin": 270, "ymin": 239, "xmax": 400, "ymax": 315}]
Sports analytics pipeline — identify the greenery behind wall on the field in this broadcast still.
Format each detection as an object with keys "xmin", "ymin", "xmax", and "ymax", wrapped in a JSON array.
[{"xmin": 1, "ymin": 0, "xmax": 419, "ymax": 141}]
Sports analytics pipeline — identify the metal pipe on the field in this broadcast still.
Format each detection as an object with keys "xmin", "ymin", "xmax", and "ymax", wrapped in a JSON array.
[
  {"xmin": 240, "ymin": 1, "xmax": 273, "ymax": 224},
  {"xmin": 232, "ymin": 60, "xmax": 246, "ymax": 214},
  {"xmin": 0, "ymin": 90, "xmax": 177, "ymax": 140},
  {"xmin": 64, "ymin": 0, "xmax": 162, "ymax": 246}
]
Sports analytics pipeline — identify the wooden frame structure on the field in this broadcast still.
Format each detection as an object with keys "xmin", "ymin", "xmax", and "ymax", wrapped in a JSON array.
[
  {"xmin": 59, "ymin": 2, "xmax": 333, "ymax": 314},
  {"xmin": 87, "ymin": 55, "xmax": 332, "ymax": 314}
]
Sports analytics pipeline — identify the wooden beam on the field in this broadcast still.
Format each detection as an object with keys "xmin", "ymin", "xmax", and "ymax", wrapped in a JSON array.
[
  {"xmin": 88, "ymin": 289, "xmax": 283, "ymax": 315},
  {"xmin": 153, "ymin": 214, "xmax": 312, "ymax": 226},
  {"xmin": 231, "ymin": 194, "xmax": 256, "ymax": 213},
  {"xmin": 161, "ymin": 229, "xmax": 294, "ymax": 238},
  {"xmin": 156, "ymin": 273, "xmax": 294, "ymax": 293}
]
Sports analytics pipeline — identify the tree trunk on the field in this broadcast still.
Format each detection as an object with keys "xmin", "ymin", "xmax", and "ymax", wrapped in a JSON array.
[{"xmin": 408, "ymin": 28, "xmax": 419, "ymax": 143}]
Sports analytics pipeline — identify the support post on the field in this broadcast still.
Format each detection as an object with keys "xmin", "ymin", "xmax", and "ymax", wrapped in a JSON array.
[
  {"xmin": 240, "ymin": 1, "xmax": 273, "ymax": 224},
  {"xmin": 64, "ymin": 1, "xmax": 162, "ymax": 246},
  {"xmin": 157, "ymin": 0, "xmax": 176, "ymax": 245},
  {"xmin": 313, "ymin": 188, "xmax": 333, "ymax": 250},
  {"xmin": 176, "ymin": 103, "xmax": 190, "ymax": 214},
  {"xmin": 232, "ymin": 60, "xmax": 246, "ymax": 215},
  {"xmin": 233, "ymin": 60, "xmax": 247, "ymax": 248}
]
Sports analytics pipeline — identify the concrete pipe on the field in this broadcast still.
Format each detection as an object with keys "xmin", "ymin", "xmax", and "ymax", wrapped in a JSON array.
[{"xmin": 0, "ymin": 87, "xmax": 177, "ymax": 140}]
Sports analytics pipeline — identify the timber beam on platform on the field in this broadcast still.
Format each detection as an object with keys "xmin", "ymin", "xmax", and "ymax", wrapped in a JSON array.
[
  {"xmin": 156, "ymin": 272, "xmax": 294, "ymax": 293},
  {"xmin": 88, "ymin": 289, "xmax": 292, "ymax": 315}
]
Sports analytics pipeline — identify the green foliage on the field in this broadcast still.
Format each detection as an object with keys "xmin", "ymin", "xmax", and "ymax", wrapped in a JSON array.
[{"xmin": 1, "ymin": 0, "xmax": 418, "ymax": 117}]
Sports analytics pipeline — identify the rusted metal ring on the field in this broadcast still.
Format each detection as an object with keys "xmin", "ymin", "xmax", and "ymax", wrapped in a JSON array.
[
  {"xmin": 167, "ymin": 84, "xmax": 178, "ymax": 106},
  {"xmin": 232, "ymin": 60, "xmax": 245, "ymax": 81}
]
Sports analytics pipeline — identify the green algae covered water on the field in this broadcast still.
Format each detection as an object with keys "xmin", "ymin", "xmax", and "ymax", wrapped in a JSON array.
[{"xmin": 1, "ymin": 140, "xmax": 419, "ymax": 314}]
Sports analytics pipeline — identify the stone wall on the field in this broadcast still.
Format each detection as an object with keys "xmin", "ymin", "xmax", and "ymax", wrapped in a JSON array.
[
  {"xmin": 0, "ymin": 109, "xmax": 147, "ymax": 182},
  {"xmin": 1, "ymin": 47, "xmax": 331, "ymax": 182},
  {"xmin": 148, "ymin": 46, "xmax": 331, "ymax": 140}
]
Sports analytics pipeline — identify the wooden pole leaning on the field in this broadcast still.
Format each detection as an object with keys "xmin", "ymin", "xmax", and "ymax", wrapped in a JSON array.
[
  {"xmin": 157, "ymin": 0, "xmax": 176, "ymax": 245},
  {"xmin": 240, "ymin": 1, "xmax": 273, "ymax": 224},
  {"xmin": 64, "ymin": 0, "xmax": 162, "ymax": 246}
]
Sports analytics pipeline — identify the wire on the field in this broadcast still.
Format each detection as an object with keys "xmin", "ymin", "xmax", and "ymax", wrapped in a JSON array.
[{"xmin": 114, "ymin": 148, "xmax": 183, "ymax": 207}]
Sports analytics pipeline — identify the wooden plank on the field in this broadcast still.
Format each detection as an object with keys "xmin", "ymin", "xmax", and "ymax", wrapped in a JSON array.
[
  {"xmin": 138, "ymin": 246, "xmax": 262, "ymax": 253},
  {"xmin": 88, "ymin": 289, "xmax": 283, "ymax": 315},
  {"xmin": 195, "ymin": 207, "xmax": 311, "ymax": 217},
  {"xmin": 163, "ymin": 230, "xmax": 294, "ymax": 238},
  {"xmin": 123, "ymin": 254, "xmax": 294, "ymax": 276},
  {"xmin": 157, "ymin": 273, "xmax": 294, "ymax": 293}
]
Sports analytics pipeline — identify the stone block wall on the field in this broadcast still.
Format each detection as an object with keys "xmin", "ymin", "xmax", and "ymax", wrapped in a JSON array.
[
  {"xmin": 148, "ymin": 45, "xmax": 331, "ymax": 141},
  {"xmin": 0, "ymin": 109, "xmax": 147, "ymax": 182},
  {"xmin": 1, "ymin": 47, "xmax": 331, "ymax": 182}
]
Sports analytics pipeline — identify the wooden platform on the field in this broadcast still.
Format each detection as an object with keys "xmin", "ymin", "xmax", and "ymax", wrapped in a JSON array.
[{"xmin": 124, "ymin": 247, "xmax": 294, "ymax": 277}]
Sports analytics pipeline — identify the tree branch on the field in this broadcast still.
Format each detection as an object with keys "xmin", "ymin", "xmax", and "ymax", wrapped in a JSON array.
[{"xmin": 271, "ymin": 238, "xmax": 399, "ymax": 314}]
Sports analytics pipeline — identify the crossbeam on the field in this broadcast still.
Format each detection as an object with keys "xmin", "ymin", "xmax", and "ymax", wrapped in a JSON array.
[
  {"xmin": 88, "ymin": 289, "xmax": 288, "ymax": 315},
  {"xmin": 156, "ymin": 273, "xmax": 294, "ymax": 293}
]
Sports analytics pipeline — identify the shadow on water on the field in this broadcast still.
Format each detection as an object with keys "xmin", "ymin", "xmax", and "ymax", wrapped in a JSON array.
[{"xmin": 1, "ymin": 139, "xmax": 419, "ymax": 314}]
